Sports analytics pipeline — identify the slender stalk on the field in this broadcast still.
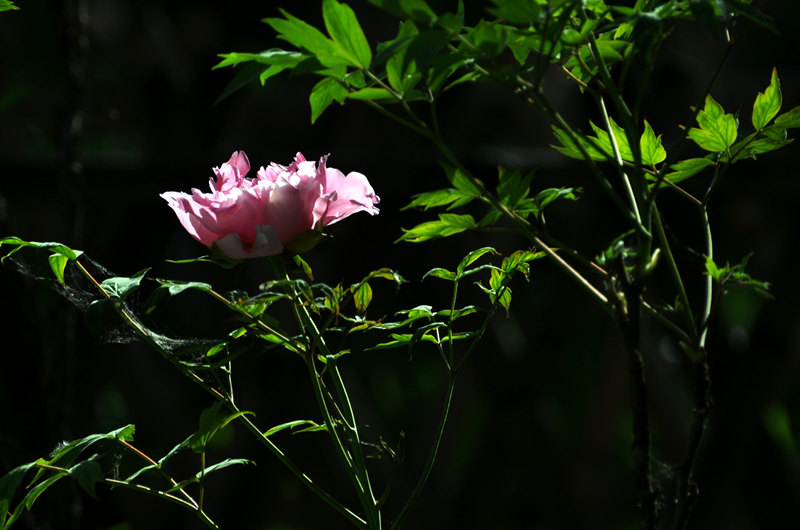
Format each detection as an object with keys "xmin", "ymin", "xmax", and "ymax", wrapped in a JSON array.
[
  {"xmin": 75, "ymin": 259, "xmax": 365, "ymax": 528},
  {"xmin": 104, "ymin": 479, "xmax": 220, "ymax": 529},
  {"xmin": 389, "ymin": 375, "xmax": 455, "ymax": 530},
  {"xmin": 651, "ymin": 210, "xmax": 697, "ymax": 343},
  {"xmin": 272, "ymin": 257, "xmax": 379, "ymax": 529}
]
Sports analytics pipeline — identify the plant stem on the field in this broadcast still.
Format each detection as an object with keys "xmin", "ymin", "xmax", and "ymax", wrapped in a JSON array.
[
  {"xmin": 272, "ymin": 257, "xmax": 380, "ymax": 529},
  {"xmin": 389, "ymin": 374, "xmax": 455, "ymax": 530}
]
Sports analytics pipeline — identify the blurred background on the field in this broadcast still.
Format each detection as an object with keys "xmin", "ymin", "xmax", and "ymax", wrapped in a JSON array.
[{"xmin": 1, "ymin": 1, "xmax": 799, "ymax": 529}]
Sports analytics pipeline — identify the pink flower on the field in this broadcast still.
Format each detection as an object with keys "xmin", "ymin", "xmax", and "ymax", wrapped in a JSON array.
[{"xmin": 161, "ymin": 151, "xmax": 380, "ymax": 259}]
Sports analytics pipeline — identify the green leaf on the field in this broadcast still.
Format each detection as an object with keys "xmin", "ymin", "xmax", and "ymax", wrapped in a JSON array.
[
  {"xmin": 264, "ymin": 420, "xmax": 325, "ymax": 437},
  {"xmin": 309, "ymin": 77, "xmax": 347, "ymax": 123},
  {"xmin": 752, "ymin": 68, "xmax": 782, "ymax": 130},
  {"xmin": 48, "ymin": 253, "xmax": 70, "ymax": 286},
  {"xmin": 688, "ymin": 95, "xmax": 738, "ymax": 152},
  {"xmin": 423, "ymin": 267, "xmax": 457, "ymax": 281},
  {"xmin": 397, "ymin": 213, "xmax": 477, "ymax": 243},
  {"xmin": 69, "ymin": 459, "xmax": 103, "ymax": 500},
  {"xmin": 640, "ymin": 120, "xmax": 667, "ymax": 165},
  {"xmin": 166, "ymin": 459, "xmax": 253, "ymax": 493},
  {"xmin": 443, "ymin": 164, "xmax": 484, "ymax": 196},
  {"xmin": 0, "ymin": 0, "xmax": 19, "ymax": 12},
  {"xmin": 322, "ymin": 0, "xmax": 372, "ymax": 69},
  {"xmin": 265, "ymin": 11, "xmax": 351, "ymax": 68},
  {"xmin": 0, "ymin": 462, "xmax": 37, "ymax": 520},
  {"xmin": 590, "ymin": 118, "xmax": 633, "ymax": 162},
  {"xmin": 213, "ymin": 49, "xmax": 305, "ymax": 70},
  {"xmin": 403, "ymin": 188, "xmax": 477, "ymax": 211},
  {"xmin": 774, "ymin": 105, "xmax": 800, "ymax": 129},
  {"xmin": 550, "ymin": 125, "xmax": 610, "ymax": 161},
  {"xmin": 346, "ymin": 87, "xmax": 395, "ymax": 101},
  {"xmin": 191, "ymin": 403, "xmax": 254, "ymax": 453},
  {"xmin": 662, "ymin": 157, "xmax": 714, "ymax": 185},
  {"xmin": 100, "ymin": 268, "xmax": 149, "ymax": 299},
  {"xmin": 23, "ymin": 473, "xmax": 68, "ymax": 510},
  {"xmin": 353, "ymin": 282, "xmax": 373, "ymax": 314},
  {"xmin": 457, "ymin": 247, "xmax": 497, "ymax": 277}
]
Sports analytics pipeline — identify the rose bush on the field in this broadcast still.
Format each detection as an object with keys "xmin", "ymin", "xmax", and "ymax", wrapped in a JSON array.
[{"xmin": 161, "ymin": 151, "xmax": 380, "ymax": 258}]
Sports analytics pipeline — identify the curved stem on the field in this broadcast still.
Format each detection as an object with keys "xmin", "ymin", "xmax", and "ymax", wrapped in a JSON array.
[{"xmin": 272, "ymin": 257, "xmax": 380, "ymax": 529}]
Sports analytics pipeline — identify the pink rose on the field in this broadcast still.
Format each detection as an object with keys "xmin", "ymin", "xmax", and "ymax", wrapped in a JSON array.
[{"xmin": 161, "ymin": 151, "xmax": 379, "ymax": 259}]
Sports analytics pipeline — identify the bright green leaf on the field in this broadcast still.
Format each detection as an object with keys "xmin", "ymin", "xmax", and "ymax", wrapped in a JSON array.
[
  {"xmin": 640, "ymin": 120, "xmax": 667, "ymax": 165},
  {"xmin": 397, "ymin": 213, "xmax": 477, "ymax": 243},
  {"xmin": 752, "ymin": 68, "xmax": 782, "ymax": 130},
  {"xmin": 346, "ymin": 87, "xmax": 395, "ymax": 101},
  {"xmin": 265, "ymin": 11, "xmax": 351, "ymax": 68},
  {"xmin": 774, "ymin": 105, "xmax": 800, "ymax": 129},
  {"xmin": 309, "ymin": 77, "xmax": 347, "ymax": 123},
  {"xmin": 423, "ymin": 268, "xmax": 457, "ymax": 281},
  {"xmin": 100, "ymin": 268, "xmax": 149, "ymax": 299},
  {"xmin": 323, "ymin": 0, "xmax": 372, "ymax": 69},
  {"xmin": 662, "ymin": 157, "xmax": 714, "ymax": 184},
  {"xmin": 403, "ymin": 187, "xmax": 477, "ymax": 211},
  {"xmin": 265, "ymin": 420, "xmax": 325, "ymax": 437},
  {"xmin": 354, "ymin": 282, "xmax": 373, "ymax": 314},
  {"xmin": 688, "ymin": 95, "xmax": 737, "ymax": 152},
  {"xmin": 457, "ymin": 247, "xmax": 497, "ymax": 276},
  {"xmin": 166, "ymin": 459, "xmax": 253, "ymax": 493},
  {"xmin": 0, "ymin": 0, "xmax": 19, "ymax": 12}
]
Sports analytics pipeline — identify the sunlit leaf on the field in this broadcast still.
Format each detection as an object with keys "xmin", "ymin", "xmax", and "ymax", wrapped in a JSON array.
[
  {"xmin": 265, "ymin": 10, "xmax": 351, "ymax": 68},
  {"xmin": 640, "ymin": 120, "xmax": 667, "ymax": 165},
  {"xmin": 323, "ymin": 0, "xmax": 372, "ymax": 68},
  {"xmin": 688, "ymin": 95, "xmax": 737, "ymax": 152},
  {"xmin": 457, "ymin": 247, "xmax": 497, "ymax": 276},
  {"xmin": 661, "ymin": 157, "xmax": 714, "ymax": 185},
  {"xmin": 397, "ymin": 213, "xmax": 477, "ymax": 243},
  {"xmin": 752, "ymin": 68, "xmax": 782, "ymax": 130},
  {"xmin": 309, "ymin": 77, "xmax": 347, "ymax": 123}
]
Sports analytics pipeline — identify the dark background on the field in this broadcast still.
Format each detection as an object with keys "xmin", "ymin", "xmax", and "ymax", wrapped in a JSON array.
[{"xmin": 1, "ymin": 1, "xmax": 799, "ymax": 529}]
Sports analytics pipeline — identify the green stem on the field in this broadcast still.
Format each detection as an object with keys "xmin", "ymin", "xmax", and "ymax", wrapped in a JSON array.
[
  {"xmin": 651, "ymin": 209, "xmax": 697, "ymax": 343},
  {"xmin": 75, "ymin": 260, "xmax": 365, "ymax": 529},
  {"xmin": 104, "ymin": 478, "xmax": 220, "ymax": 529},
  {"xmin": 389, "ymin": 375, "xmax": 455, "ymax": 530},
  {"xmin": 272, "ymin": 257, "xmax": 379, "ymax": 529}
]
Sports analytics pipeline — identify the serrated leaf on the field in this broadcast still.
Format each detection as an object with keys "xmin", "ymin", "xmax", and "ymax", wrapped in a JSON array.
[
  {"xmin": 662, "ymin": 157, "xmax": 715, "ymax": 184},
  {"xmin": 443, "ymin": 164, "xmax": 483, "ymax": 196},
  {"xmin": 688, "ymin": 95, "xmax": 737, "ymax": 152},
  {"xmin": 323, "ymin": 0, "xmax": 372, "ymax": 69},
  {"xmin": 640, "ymin": 120, "xmax": 667, "ymax": 165},
  {"xmin": 550, "ymin": 125, "xmax": 609, "ymax": 161},
  {"xmin": 310, "ymin": 77, "xmax": 347, "ymax": 123},
  {"xmin": 265, "ymin": 11, "xmax": 351, "ymax": 68},
  {"xmin": 752, "ymin": 68, "xmax": 782, "ymax": 130},
  {"xmin": 397, "ymin": 213, "xmax": 477, "ymax": 243},
  {"xmin": 403, "ymin": 188, "xmax": 477, "ymax": 211}
]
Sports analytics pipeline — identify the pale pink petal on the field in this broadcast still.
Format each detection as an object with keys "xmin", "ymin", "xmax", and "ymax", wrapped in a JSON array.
[
  {"xmin": 319, "ymin": 167, "xmax": 380, "ymax": 226},
  {"xmin": 213, "ymin": 225, "xmax": 283, "ymax": 259}
]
